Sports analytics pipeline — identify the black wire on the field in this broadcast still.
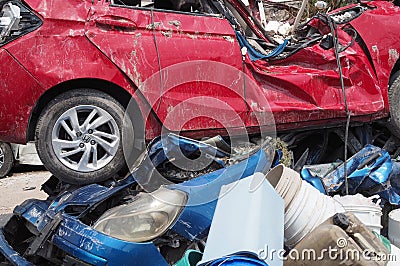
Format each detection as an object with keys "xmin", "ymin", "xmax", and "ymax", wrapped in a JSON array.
[
  {"xmin": 323, "ymin": 14, "xmax": 352, "ymax": 195},
  {"xmin": 338, "ymin": 28, "xmax": 357, "ymax": 53}
]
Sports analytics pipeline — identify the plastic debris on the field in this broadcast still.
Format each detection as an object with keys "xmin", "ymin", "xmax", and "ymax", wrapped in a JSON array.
[
  {"xmin": 199, "ymin": 173, "xmax": 284, "ymax": 266},
  {"xmin": 334, "ymin": 194, "xmax": 383, "ymax": 233},
  {"xmin": 266, "ymin": 165, "xmax": 344, "ymax": 247},
  {"xmin": 307, "ymin": 145, "xmax": 400, "ymax": 205}
]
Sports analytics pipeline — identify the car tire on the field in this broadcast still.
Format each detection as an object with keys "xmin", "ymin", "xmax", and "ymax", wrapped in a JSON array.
[
  {"xmin": 0, "ymin": 142, "xmax": 14, "ymax": 178},
  {"xmin": 35, "ymin": 89, "xmax": 130, "ymax": 185},
  {"xmin": 388, "ymin": 71, "xmax": 400, "ymax": 138}
]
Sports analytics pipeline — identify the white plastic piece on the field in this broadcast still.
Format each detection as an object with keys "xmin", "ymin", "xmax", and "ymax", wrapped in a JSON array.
[
  {"xmin": 277, "ymin": 22, "xmax": 291, "ymax": 36},
  {"xmin": 240, "ymin": 0, "xmax": 250, "ymax": 6},
  {"xmin": 388, "ymin": 209, "xmax": 400, "ymax": 248},
  {"xmin": 387, "ymin": 244, "xmax": 400, "ymax": 265},
  {"xmin": 265, "ymin": 164, "xmax": 345, "ymax": 248},
  {"xmin": 241, "ymin": 46, "xmax": 248, "ymax": 56},
  {"xmin": 257, "ymin": 1, "xmax": 267, "ymax": 30},
  {"xmin": 0, "ymin": 17, "xmax": 11, "ymax": 26},
  {"xmin": 334, "ymin": 194, "xmax": 383, "ymax": 234},
  {"xmin": 284, "ymin": 181, "xmax": 345, "ymax": 247},
  {"xmin": 315, "ymin": 1, "xmax": 327, "ymax": 10},
  {"xmin": 2, "ymin": 3, "xmax": 21, "ymax": 29},
  {"xmin": 199, "ymin": 172, "xmax": 284, "ymax": 266},
  {"xmin": 331, "ymin": 11, "xmax": 356, "ymax": 24},
  {"xmin": 11, "ymin": 143, "xmax": 42, "ymax": 165},
  {"xmin": 264, "ymin": 164, "xmax": 302, "ymax": 210},
  {"xmin": 265, "ymin": 21, "xmax": 281, "ymax": 34}
]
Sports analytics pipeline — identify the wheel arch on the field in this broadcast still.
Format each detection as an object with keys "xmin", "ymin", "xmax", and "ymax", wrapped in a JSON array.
[{"xmin": 26, "ymin": 78, "xmax": 162, "ymax": 143}]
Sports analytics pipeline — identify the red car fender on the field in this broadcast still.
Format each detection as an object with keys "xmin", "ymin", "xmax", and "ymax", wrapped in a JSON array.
[{"xmin": 3, "ymin": 27, "xmax": 161, "ymax": 144}]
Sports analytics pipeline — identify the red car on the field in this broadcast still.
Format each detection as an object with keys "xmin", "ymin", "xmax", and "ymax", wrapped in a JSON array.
[{"xmin": 0, "ymin": 0, "xmax": 400, "ymax": 184}]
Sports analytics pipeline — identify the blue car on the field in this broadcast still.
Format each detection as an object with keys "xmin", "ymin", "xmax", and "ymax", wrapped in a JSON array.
[{"xmin": 0, "ymin": 134, "xmax": 274, "ymax": 266}]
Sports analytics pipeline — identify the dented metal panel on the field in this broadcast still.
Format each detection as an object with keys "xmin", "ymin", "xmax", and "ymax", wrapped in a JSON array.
[
  {"xmin": 152, "ymin": 10, "xmax": 248, "ymax": 132},
  {"xmin": 350, "ymin": 1, "xmax": 400, "ymax": 108},
  {"xmin": 24, "ymin": 0, "xmax": 92, "ymax": 22},
  {"xmin": 2, "ymin": 1, "xmax": 161, "ymax": 143},
  {"xmin": 85, "ymin": 3, "xmax": 162, "ymax": 110},
  {"xmin": 243, "ymin": 6, "xmax": 387, "ymax": 129},
  {"xmin": 0, "ymin": 0, "xmax": 400, "ymax": 144},
  {"xmin": 0, "ymin": 49, "xmax": 42, "ymax": 143}
]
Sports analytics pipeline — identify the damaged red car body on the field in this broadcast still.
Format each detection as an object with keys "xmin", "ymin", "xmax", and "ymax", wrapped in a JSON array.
[{"xmin": 0, "ymin": 0, "xmax": 400, "ymax": 183}]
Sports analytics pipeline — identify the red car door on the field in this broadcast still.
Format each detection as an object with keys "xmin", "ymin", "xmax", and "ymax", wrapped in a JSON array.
[
  {"xmin": 85, "ymin": 1, "xmax": 162, "ymax": 110},
  {"xmin": 151, "ymin": 8, "xmax": 248, "ymax": 136}
]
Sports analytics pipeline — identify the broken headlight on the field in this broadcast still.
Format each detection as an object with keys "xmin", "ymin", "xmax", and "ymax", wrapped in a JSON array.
[
  {"xmin": 0, "ymin": 1, "xmax": 41, "ymax": 45},
  {"xmin": 93, "ymin": 187, "xmax": 187, "ymax": 242}
]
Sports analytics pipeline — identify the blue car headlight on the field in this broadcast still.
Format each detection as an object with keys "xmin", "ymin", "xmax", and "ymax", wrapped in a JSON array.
[{"xmin": 93, "ymin": 187, "xmax": 187, "ymax": 242}]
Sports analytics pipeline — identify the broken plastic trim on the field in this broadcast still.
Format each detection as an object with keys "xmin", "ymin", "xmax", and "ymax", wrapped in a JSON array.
[{"xmin": 0, "ymin": 1, "xmax": 42, "ymax": 46}]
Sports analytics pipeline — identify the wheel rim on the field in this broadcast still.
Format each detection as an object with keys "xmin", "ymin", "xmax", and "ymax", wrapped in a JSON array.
[
  {"xmin": 0, "ymin": 146, "xmax": 4, "ymax": 169},
  {"xmin": 52, "ymin": 105, "xmax": 120, "ymax": 172}
]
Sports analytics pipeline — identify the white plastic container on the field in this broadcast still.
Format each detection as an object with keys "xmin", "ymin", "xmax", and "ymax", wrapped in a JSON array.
[
  {"xmin": 334, "ymin": 194, "xmax": 382, "ymax": 234},
  {"xmin": 389, "ymin": 209, "xmax": 400, "ymax": 248},
  {"xmin": 264, "ymin": 164, "xmax": 302, "ymax": 210},
  {"xmin": 284, "ymin": 181, "xmax": 345, "ymax": 247},
  {"xmin": 266, "ymin": 164, "xmax": 344, "ymax": 248}
]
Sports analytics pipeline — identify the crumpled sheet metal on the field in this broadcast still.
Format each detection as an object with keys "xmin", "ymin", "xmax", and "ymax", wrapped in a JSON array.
[
  {"xmin": 0, "ymin": 134, "xmax": 275, "ymax": 266},
  {"xmin": 317, "ymin": 145, "xmax": 400, "ymax": 205},
  {"xmin": 323, "ymin": 145, "xmax": 392, "ymax": 193},
  {"xmin": 379, "ymin": 161, "xmax": 400, "ymax": 205}
]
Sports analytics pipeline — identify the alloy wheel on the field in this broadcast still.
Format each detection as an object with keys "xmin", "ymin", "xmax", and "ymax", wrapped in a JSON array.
[{"xmin": 51, "ymin": 105, "xmax": 120, "ymax": 172}]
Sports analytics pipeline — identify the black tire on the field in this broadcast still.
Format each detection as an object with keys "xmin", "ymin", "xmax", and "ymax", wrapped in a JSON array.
[
  {"xmin": 387, "ymin": 71, "xmax": 400, "ymax": 138},
  {"xmin": 35, "ymin": 89, "xmax": 131, "ymax": 185},
  {"xmin": 0, "ymin": 142, "xmax": 14, "ymax": 178}
]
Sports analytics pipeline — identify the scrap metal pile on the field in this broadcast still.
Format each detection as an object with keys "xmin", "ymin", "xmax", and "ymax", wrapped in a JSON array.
[
  {"xmin": 1, "ymin": 127, "xmax": 400, "ymax": 265},
  {"xmin": 1, "ymin": 0, "xmax": 400, "ymax": 265}
]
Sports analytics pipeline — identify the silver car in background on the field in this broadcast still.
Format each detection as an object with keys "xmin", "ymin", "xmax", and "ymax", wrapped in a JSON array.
[{"xmin": 0, "ymin": 142, "xmax": 42, "ymax": 178}]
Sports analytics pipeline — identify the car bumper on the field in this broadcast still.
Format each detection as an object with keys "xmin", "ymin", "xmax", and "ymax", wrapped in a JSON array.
[
  {"xmin": 0, "ymin": 229, "xmax": 33, "ymax": 266},
  {"xmin": 52, "ymin": 216, "xmax": 169, "ymax": 266},
  {"xmin": 0, "ymin": 213, "xmax": 169, "ymax": 266}
]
